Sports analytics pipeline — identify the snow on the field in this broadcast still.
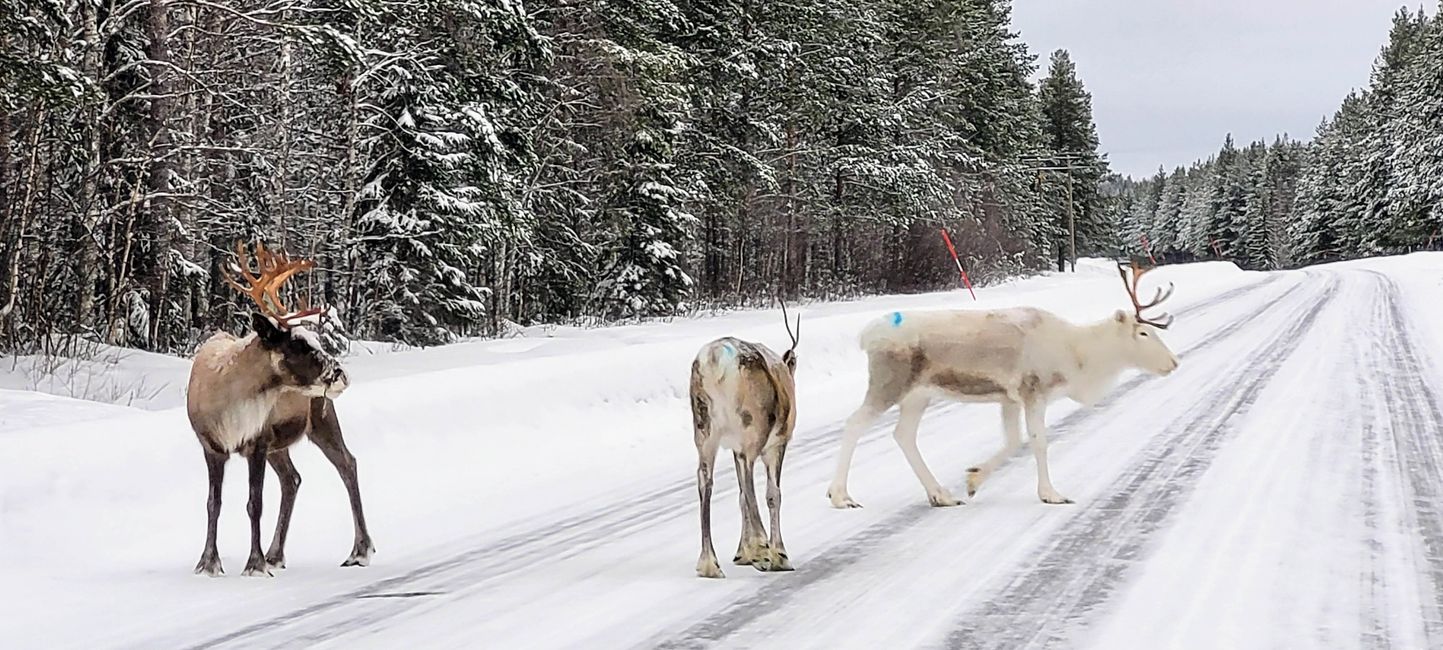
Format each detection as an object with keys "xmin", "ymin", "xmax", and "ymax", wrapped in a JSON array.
[
  {"xmin": 4, "ymin": 256, "xmax": 1443, "ymax": 648},
  {"xmin": 0, "ymin": 342, "xmax": 190, "ymax": 409}
]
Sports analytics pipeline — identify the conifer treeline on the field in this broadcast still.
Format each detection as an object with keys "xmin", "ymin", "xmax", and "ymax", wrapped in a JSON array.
[
  {"xmin": 0, "ymin": 0, "xmax": 1109, "ymax": 351},
  {"xmin": 1111, "ymin": 6, "xmax": 1443, "ymax": 270}
]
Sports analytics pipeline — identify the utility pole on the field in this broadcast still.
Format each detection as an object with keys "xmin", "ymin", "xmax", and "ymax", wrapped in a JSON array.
[{"xmin": 1018, "ymin": 153, "xmax": 1096, "ymax": 273}]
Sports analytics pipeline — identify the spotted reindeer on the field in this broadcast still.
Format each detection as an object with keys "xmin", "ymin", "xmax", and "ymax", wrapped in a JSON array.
[
  {"xmin": 827, "ymin": 260, "xmax": 1180, "ymax": 509},
  {"xmin": 187, "ymin": 243, "xmax": 373, "ymax": 577},
  {"xmin": 689, "ymin": 305, "xmax": 800, "ymax": 578}
]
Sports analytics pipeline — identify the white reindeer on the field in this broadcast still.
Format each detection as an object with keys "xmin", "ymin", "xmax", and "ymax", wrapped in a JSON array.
[
  {"xmin": 827, "ymin": 261, "xmax": 1179, "ymax": 508},
  {"xmin": 689, "ymin": 306, "xmax": 800, "ymax": 578}
]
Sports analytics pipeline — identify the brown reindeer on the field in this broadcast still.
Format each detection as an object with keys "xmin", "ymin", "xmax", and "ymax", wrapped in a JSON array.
[
  {"xmin": 187, "ymin": 243, "xmax": 373, "ymax": 577},
  {"xmin": 689, "ymin": 305, "xmax": 800, "ymax": 578}
]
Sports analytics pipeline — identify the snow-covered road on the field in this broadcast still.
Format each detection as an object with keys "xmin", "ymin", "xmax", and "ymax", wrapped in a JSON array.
[{"xmin": 5, "ymin": 258, "xmax": 1443, "ymax": 649}]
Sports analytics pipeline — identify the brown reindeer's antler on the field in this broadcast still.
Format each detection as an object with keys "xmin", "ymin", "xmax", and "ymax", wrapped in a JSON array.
[
  {"xmin": 1116, "ymin": 259, "xmax": 1175, "ymax": 329},
  {"xmin": 224, "ymin": 242, "xmax": 325, "ymax": 327}
]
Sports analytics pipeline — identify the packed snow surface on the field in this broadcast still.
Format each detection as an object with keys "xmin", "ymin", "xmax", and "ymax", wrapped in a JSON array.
[{"xmin": 4, "ymin": 256, "xmax": 1443, "ymax": 648}]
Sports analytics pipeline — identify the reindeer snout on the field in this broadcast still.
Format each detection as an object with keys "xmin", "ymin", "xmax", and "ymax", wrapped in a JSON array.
[{"xmin": 1163, "ymin": 357, "xmax": 1180, "ymax": 375}]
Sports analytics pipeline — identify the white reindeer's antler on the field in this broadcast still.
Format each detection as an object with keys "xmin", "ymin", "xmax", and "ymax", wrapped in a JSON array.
[{"xmin": 1117, "ymin": 259, "xmax": 1174, "ymax": 329}]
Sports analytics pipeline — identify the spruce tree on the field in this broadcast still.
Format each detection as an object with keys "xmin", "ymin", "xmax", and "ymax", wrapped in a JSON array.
[
  {"xmin": 1037, "ymin": 49, "xmax": 1107, "ymax": 270},
  {"xmin": 1389, "ymin": 8, "xmax": 1443, "ymax": 246}
]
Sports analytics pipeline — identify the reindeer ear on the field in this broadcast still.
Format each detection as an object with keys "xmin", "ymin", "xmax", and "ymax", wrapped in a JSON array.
[
  {"xmin": 252, "ymin": 312, "xmax": 287, "ymax": 348},
  {"xmin": 1114, "ymin": 309, "xmax": 1129, "ymax": 323}
]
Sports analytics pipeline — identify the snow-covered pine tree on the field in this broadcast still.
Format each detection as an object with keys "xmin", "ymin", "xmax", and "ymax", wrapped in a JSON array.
[
  {"xmin": 1148, "ymin": 167, "xmax": 1183, "ymax": 259},
  {"xmin": 1359, "ymin": 8, "xmax": 1431, "ymax": 251},
  {"xmin": 348, "ymin": 0, "xmax": 542, "ymax": 345},
  {"xmin": 1115, "ymin": 175, "xmax": 1157, "ymax": 258},
  {"xmin": 1202, "ymin": 135, "xmax": 1248, "ymax": 260},
  {"xmin": 1239, "ymin": 140, "xmax": 1274, "ymax": 269},
  {"xmin": 1289, "ymin": 113, "xmax": 1352, "ymax": 264},
  {"xmin": 1263, "ymin": 137, "xmax": 1303, "ymax": 267},
  {"xmin": 1178, "ymin": 161, "xmax": 1216, "ymax": 258},
  {"xmin": 1037, "ymin": 49, "xmax": 1107, "ymax": 270},
  {"xmin": 1388, "ymin": 7, "xmax": 1443, "ymax": 247},
  {"xmin": 594, "ymin": 81, "xmax": 698, "ymax": 318}
]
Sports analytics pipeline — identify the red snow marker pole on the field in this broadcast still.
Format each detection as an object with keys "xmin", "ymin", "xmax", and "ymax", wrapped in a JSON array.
[
  {"xmin": 1139, "ymin": 234, "xmax": 1157, "ymax": 266},
  {"xmin": 939, "ymin": 229, "xmax": 977, "ymax": 301},
  {"xmin": 1209, "ymin": 238, "xmax": 1223, "ymax": 259}
]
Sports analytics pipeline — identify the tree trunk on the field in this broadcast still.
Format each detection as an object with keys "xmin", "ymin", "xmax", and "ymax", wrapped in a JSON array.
[
  {"xmin": 144, "ymin": 0, "xmax": 175, "ymax": 349},
  {"xmin": 74, "ymin": 1, "xmax": 106, "ymax": 329}
]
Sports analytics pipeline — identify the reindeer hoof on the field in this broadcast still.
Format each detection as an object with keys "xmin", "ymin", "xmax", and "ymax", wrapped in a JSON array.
[
  {"xmin": 697, "ymin": 558, "xmax": 724, "ymax": 579},
  {"xmin": 341, "ymin": 542, "xmax": 374, "ymax": 567},
  {"xmin": 966, "ymin": 469, "xmax": 984, "ymax": 498},
  {"xmin": 766, "ymin": 550, "xmax": 793, "ymax": 572},
  {"xmin": 737, "ymin": 540, "xmax": 772, "ymax": 568},
  {"xmin": 1039, "ymin": 491, "xmax": 1073, "ymax": 505},
  {"xmin": 828, "ymin": 489, "xmax": 862, "ymax": 509},
  {"xmin": 928, "ymin": 489, "xmax": 962, "ymax": 507},
  {"xmin": 265, "ymin": 553, "xmax": 286, "ymax": 571},
  {"xmin": 194, "ymin": 553, "xmax": 224, "ymax": 577},
  {"xmin": 242, "ymin": 556, "xmax": 274, "ymax": 577}
]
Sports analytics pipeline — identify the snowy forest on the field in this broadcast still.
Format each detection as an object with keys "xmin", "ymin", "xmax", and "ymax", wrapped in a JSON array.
[
  {"xmin": 0, "ymin": 0, "xmax": 1113, "ymax": 352},
  {"xmin": 1111, "ymin": 6, "xmax": 1443, "ymax": 271},
  {"xmin": 4, "ymin": 1, "xmax": 1440, "ymax": 355}
]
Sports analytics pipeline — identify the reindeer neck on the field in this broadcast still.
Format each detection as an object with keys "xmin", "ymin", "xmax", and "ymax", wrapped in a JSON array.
[
  {"xmin": 222, "ymin": 336, "xmax": 285, "ymax": 398},
  {"xmin": 1063, "ymin": 318, "xmax": 1130, "ymax": 402}
]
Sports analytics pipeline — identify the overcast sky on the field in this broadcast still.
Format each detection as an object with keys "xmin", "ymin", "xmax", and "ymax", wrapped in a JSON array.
[{"xmin": 1010, "ymin": 0, "xmax": 1434, "ymax": 178}]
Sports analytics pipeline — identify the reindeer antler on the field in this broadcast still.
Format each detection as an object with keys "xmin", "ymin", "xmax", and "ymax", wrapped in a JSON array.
[
  {"xmin": 224, "ymin": 242, "xmax": 325, "ymax": 327},
  {"xmin": 1116, "ymin": 259, "xmax": 1174, "ymax": 329},
  {"xmin": 779, "ymin": 296, "xmax": 800, "ymax": 352}
]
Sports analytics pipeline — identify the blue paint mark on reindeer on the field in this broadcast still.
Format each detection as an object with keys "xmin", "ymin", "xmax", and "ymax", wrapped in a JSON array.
[
  {"xmin": 891, "ymin": 311, "xmax": 904, "ymax": 327},
  {"xmin": 721, "ymin": 342, "xmax": 736, "ymax": 360}
]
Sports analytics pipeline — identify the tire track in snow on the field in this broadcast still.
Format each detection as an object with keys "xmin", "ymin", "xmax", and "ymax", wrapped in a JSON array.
[
  {"xmin": 178, "ymin": 274, "xmax": 1287, "ymax": 650},
  {"xmin": 1355, "ymin": 273, "xmax": 1394, "ymax": 650},
  {"xmin": 928, "ymin": 271, "xmax": 1339, "ymax": 649},
  {"xmin": 647, "ymin": 274, "xmax": 1316, "ymax": 649},
  {"xmin": 185, "ymin": 401, "xmax": 972, "ymax": 649},
  {"xmin": 1367, "ymin": 270, "xmax": 1443, "ymax": 644}
]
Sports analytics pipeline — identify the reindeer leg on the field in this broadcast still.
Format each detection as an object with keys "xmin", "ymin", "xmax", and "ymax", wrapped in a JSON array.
[
  {"xmin": 762, "ymin": 443, "xmax": 792, "ymax": 571},
  {"xmin": 893, "ymin": 395, "xmax": 958, "ymax": 507},
  {"xmin": 265, "ymin": 448, "xmax": 301, "ymax": 570},
  {"xmin": 732, "ymin": 452, "xmax": 757, "ymax": 565},
  {"xmin": 194, "ymin": 448, "xmax": 226, "ymax": 577},
  {"xmin": 736, "ymin": 452, "xmax": 772, "ymax": 572},
  {"xmin": 827, "ymin": 404, "xmax": 882, "ymax": 508},
  {"xmin": 695, "ymin": 437, "xmax": 722, "ymax": 579},
  {"xmin": 968, "ymin": 401, "xmax": 1023, "ymax": 498},
  {"xmin": 241, "ymin": 444, "xmax": 272, "ymax": 577},
  {"xmin": 310, "ymin": 399, "xmax": 374, "ymax": 567},
  {"xmin": 1024, "ymin": 398, "xmax": 1072, "ymax": 504}
]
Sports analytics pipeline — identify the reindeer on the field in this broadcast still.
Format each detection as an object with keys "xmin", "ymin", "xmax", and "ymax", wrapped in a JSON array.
[
  {"xmin": 689, "ymin": 305, "xmax": 801, "ymax": 578},
  {"xmin": 826, "ymin": 261, "xmax": 1179, "ymax": 509},
  {"xmin": 187, "ymin": 243, "xmax": 373, "ymax": 577}
]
